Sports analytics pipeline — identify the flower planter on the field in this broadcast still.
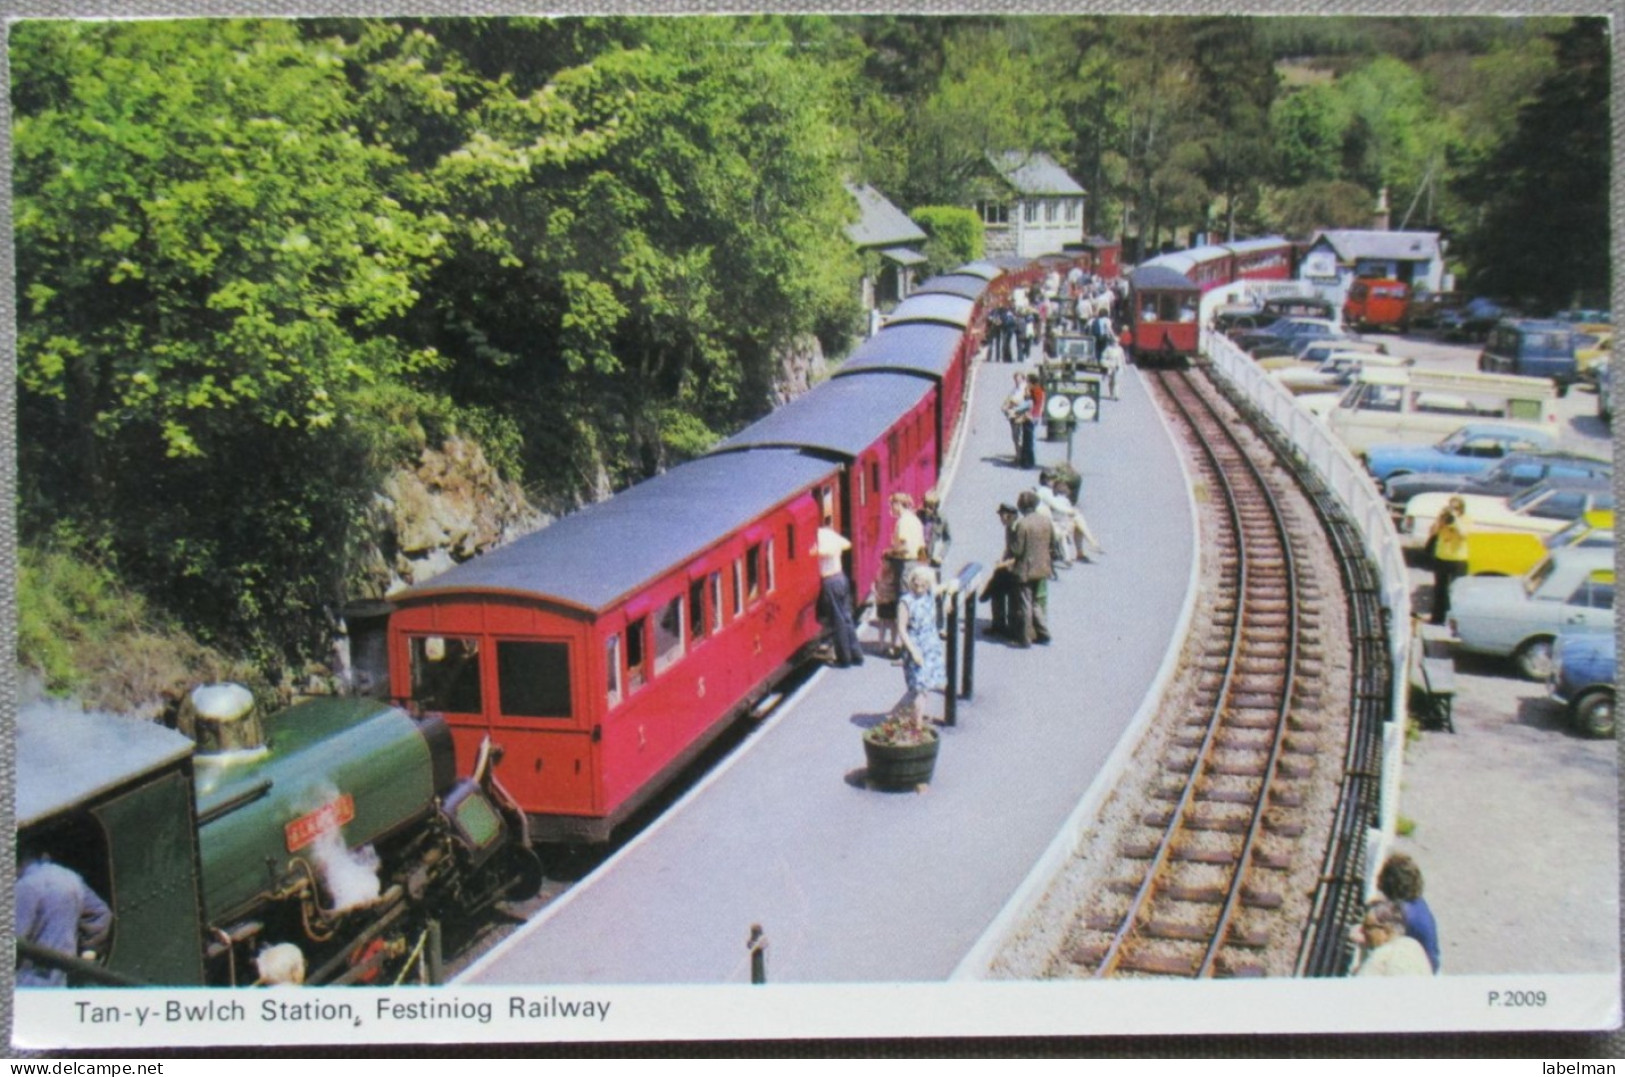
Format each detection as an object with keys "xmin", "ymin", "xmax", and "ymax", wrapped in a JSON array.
[{"xmin": 862, "ymin": 732, "xmax": 940, "ymax": 790}]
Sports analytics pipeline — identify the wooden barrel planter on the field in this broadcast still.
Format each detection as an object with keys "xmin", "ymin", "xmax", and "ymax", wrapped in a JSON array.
[{"xmin": 862, "ymin": 731, "xmax": 940, "ymax": 790}]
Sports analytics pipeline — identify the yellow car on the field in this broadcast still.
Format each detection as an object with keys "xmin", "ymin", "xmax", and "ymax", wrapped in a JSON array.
[
  {"xmin": 1466, "ymin": 509, "xmax": 1614, "ymax": 577},
  {"xmin": 1575, "ymin": 328, "xmax": 1611, "ymax": 379}
]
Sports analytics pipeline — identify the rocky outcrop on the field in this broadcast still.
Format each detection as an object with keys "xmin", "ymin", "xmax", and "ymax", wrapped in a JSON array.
[
  {"xmin": 774, "ymin": 333, "xmax": 829, "ymax": 405},
  {"xmin": 353, "ymin": 436, "xmax": 544, "ymax": 598}
]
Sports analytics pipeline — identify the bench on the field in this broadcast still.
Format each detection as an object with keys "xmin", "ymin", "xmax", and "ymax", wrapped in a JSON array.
[{"xmin": 1409, "ymin": 621, "xmax": 1457, "ymax": 733}]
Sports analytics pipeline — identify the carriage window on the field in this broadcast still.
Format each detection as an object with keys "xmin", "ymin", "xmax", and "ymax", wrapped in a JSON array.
[
  {"xmin": 497, "ymin": 641, "xmax": 572, "ymax": 719},
  {"xmin": 766, "ymin": 538, "xmax": 777, "ymax": 592},
  {"xmin": 689, "ymin": 579, "xmax": 707, "ymax": 640},
  {"xmin": 786, "ymin": 524, "xmax": 796, "ymax": 562},
  {"xmin": 709, "ymin": 572, "xmax": 723, "ymax": 630},
  {"xmin": 626, "ymin": 617, "xmax": 647, "ymax": 690},
  {"xmin": 888, "ymin": 432, "xmax": 900, "ymax": 480},
  {"xmin": 732, "ymin": 562, "xmax": 744, "ymax": 617},
  {"xmin": 410, "ymin": 636, "xmax": 483, "ymax": 714},
  {"xmin": 653, "ymin": 595, "xmax": 684, "ymax": 673},
  {"xmin": 746, "ymin": 544, "xmax": 763, "ymax": 602},
  {"xmin": 606, "ymin": 635, "xmax": 622, "ymax": 706}
]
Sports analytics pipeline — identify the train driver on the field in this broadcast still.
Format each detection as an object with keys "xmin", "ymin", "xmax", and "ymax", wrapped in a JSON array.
[{"xmin": 15, "ymin": 837, "xmax": 113, "ymax": 987}]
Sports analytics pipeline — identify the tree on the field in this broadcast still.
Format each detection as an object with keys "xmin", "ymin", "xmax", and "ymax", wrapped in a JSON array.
[
  {"xmin": 1456, "ymin": 19, "xmax": 1610, "ymax": 307},
  {"xmin": 14, "ymin": 20, "xmax": 450, "ymax": 657},
  {"xmin": 1188, "ymin": 18, "xmax": 1278, "ymax": 240}
]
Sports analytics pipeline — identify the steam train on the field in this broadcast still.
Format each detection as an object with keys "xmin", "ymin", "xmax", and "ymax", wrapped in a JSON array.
[
  {"xmin": 16, "ymin": 685, "xmax": 542, "ymax": 987},
  {"xmin": 1127, "ymin": 236, "xmax": 1297, "ymax": 365}
]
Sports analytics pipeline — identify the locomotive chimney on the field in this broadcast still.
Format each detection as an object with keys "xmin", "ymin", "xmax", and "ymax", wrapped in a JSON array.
[{"xmin": 177, "ymin": 683, "xmax": 267, "ymax": 756}]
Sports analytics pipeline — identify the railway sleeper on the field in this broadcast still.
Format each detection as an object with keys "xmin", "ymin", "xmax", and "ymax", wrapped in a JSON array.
[{"xmin": 1142, "ymin": 920, "xmax": 1272, "ymax": 950}]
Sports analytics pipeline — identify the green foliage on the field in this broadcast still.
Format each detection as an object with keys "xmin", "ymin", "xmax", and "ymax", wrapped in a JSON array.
[
  {"xmin": 910, "ymin": 205, "xmax": 984, "ymax": 271},
  {"xmin": 18, "ymin": 533, "xmax": 258, "ymax": 711}
]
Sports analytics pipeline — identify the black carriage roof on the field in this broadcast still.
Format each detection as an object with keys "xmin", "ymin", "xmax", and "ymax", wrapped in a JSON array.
[
  {"xmin": 397, "ymin": 449, "xmax": 838, "ymax": 614},
  {"xmin": 911, "ymin": 273, "xmax": 992, "ymax": 302},
  {"xmin": 715, "ymin": 372, "xmax": 933, "ymax": 461},
  {"xmin": 17, "ymin": 704, "xmax": 195, "ymax": 827},
  {"xmin": 1129, "ymin": 264, "xmax": 1199, "ymax": 292},
  {"xmin": 833, "ymin": 323, "xmax": 962, "ymax": 380},
  {"xmin": 885, "ymin": 292, "xmax": 975, "ymax": 328}
]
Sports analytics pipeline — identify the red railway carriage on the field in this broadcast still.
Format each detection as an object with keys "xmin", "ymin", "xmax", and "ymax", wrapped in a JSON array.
[
  {"xmin": 1227, "ymin": 236, "xmax": 1294, "ymax": 282},
  {"xmin": 388, "ymin": 450, "xmax": 840, "ymax": 843},
  {"xmin": 834, "ymin": 322, "xmax": 966, "ymax": 463},
  {"xmin": 712, "ymin": 371, "xmax": 937, "ymax": 605},
  {"xmin": 881, "ymin": 291, "xmax": 979, "ymax": 435},
  {"xmin": 1127, "ymin": 262, "xmax": 1202, "ymax": 367}
]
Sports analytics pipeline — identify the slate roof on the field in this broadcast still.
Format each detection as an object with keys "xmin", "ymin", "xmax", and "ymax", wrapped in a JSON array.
[
  {"xmin": 397, "ymin": 450, "xmax": 838, "ymax": 615},
  {"xmin": 987, "ymin": 151, "xmax": 1087, "ymax": 196},
  {"xmin": 18, "ymin": 704, "xmax": 195, "ymax": 826},
  {"xmin": 845, "ymin": 182, "xmax": 927, "ymax": 249},
  {"xmin": 1313, "ymin": 229, "xmax": 1442, "ymax": 264},
  {"xmin": 833, "ymin": 323, "xmax": 964, "ymax": 381},
  {"xmin": 715, "ymin": 372, "xmax": 934, "ymax": 460}
]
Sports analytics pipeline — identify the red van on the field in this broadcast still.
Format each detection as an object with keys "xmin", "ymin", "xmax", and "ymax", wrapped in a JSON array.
[{"xmin": 1343, "ymin": 278, "xmax": 1412, "ymax": 332}]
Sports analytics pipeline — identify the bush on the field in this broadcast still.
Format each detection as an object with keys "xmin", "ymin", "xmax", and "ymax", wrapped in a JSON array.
[{"xmin": 910, "ymin": 205, "xmax": 985, "ymax": 272}]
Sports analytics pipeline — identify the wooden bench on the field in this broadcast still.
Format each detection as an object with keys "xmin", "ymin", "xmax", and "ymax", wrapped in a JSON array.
[{"xmin": 1409, "ymin": 621, "xmax": 1457, "ymax": 733}]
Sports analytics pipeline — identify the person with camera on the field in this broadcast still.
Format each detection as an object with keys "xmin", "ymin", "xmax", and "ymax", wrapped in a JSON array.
[{"xmin": 1427, "ymin": 495, "xmax": 1470, "ymax": 625}]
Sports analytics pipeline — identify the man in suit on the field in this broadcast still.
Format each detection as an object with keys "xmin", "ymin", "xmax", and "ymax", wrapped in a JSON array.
[{"xmin": 1004, "ymin": 490, "xmax": 1053, "ymax": 647}]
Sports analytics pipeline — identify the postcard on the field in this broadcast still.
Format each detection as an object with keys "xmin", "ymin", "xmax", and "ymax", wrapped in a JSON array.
[{"xmin": 7, "ymin": 8, "xmax": 1619, "ymax": 1054}]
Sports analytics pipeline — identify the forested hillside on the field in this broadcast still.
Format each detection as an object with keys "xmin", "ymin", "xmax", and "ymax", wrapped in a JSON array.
[{"xmin": 11, "ymin": 15, "xmax": 1609, "ymax": 704}]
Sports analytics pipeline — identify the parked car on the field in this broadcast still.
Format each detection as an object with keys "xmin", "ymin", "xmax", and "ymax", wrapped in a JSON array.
[
  {"xmin": 1550, "ymin": 628, "xmax": 1616, "ymax": 737},
  {"xmin": 1216, "ymin": 309, "xmax": 1276, "ymax": 338},
  {"xmin": 1294, "ymin": 338, "xmax": 1389, "ymax": 367},
  {"xmin": 1247, "ymin": 320, "xmax": 1346, "ymax": 360},
  {"xmin": 1235, "ymin": 317, "xmax": 1338, "ymax": 355},
  {"xmin": 1599, "ymin": 361, "xmax": 1613, "ymax": 424},
  {"xmin": 1260, "ymin": 295, "xmax": 1336, "ymax": 322},
  {"xmin": 1441, "ymin": 296, "xmax": 1507, "ymax": 341},
  {"xmin": 1448, "ymin": 546, "xmax": 1615, "ymax": 679},
  {"xmin": 1383, "ymin": 450, "xmax": 1612, "ymax": 516},
  {"xmin": 1574, "ymin": 330, "xmax": 1611, "ymax": 382},
  {"xmin": 1275, "ymin": 352, "xmax": 1411, "ymax": 396},
  {"xmin": 1406, "ymin": 291, "xmax": 1466, "ymax": 330},
  {"xmin": 1467, "ymin": 510, "xmax": 1613, "ymax": 578},
  {"xmin": 1343, "ymin": 278, "xmax": 1411, "ymax": 332},
  {"xmin": 1402, "ymin": 476, "xmax": 1615, "ymax": 548},
  {"xmin": 1363, "ymin": 424, "xmax": 1558, "ymax": 484},
  {"xmin": 1478, "ymin": 319, "xmax": 1582, "ymax": 395}
]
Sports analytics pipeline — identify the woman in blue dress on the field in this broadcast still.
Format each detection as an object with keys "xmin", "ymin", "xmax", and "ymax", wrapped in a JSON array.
[{"xmin": 897, "ymin": 564, "xmax": 946, "ymax": 719}]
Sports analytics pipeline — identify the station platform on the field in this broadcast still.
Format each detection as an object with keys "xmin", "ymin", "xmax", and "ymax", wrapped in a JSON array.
[{"xmin": 462, "ymin": 354, "xmax": 1197, "ymax": 985}]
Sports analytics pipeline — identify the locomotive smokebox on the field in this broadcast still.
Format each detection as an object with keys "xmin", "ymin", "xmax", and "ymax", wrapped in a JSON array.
[{"xmin": 178, "ymin": 683, "xmax": 266, "ymax": 756}]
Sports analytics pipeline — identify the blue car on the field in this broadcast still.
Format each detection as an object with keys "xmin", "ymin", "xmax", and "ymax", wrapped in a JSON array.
[
  {"xmin": 1550, "ymin": 628, "xmax": 1616, "ymax": 737},
  {"xmin": 1364, "ymin": 424, "xmax": 1559, "ymax": 483}
]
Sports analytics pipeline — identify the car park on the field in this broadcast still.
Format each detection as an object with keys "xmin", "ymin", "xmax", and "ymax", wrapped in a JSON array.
[
  {"xmin": 1550, "ymin": 628, "xmax": 1616, "ymax": 737},
  {"xmin": 1467, "ymin": 510, "xmax": 1613, "ymax": 578},
  {"xmin": 1448, "ymin": 546, "xmax": 1615, "ymax": 680},
  {"xmin": 1383, "ymin": 450, "xmax": 1612, "ymax": 516},
  {"xmin": 1402, "ymin": 476, "xmax": 1615, "ymax": 547},
  {"xmin": 1478, "ymin": 319, "xmax": 1582, "ymax": 395},
  {"xmin": 1364, "ymin": 424, "xmax": 1558, "ymax": 484}
]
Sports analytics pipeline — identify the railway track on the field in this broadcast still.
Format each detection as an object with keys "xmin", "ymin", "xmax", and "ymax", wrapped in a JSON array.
[{"xmin": 1062, "ymin": 365, "xmax": 1342, "ymax": 978}]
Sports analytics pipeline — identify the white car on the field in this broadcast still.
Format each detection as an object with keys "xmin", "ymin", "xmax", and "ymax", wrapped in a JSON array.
[
  {"xmin": 1272, "ymin": 352, "xmax": 1411, "ymax": 395},
  {"xmin": 1449, "ymin": 547, "xmax": 1616, "ymax": 679},
  {"xmin": 1400, "ymin": 477, "xmax": 1616, "ymax": 548}
]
